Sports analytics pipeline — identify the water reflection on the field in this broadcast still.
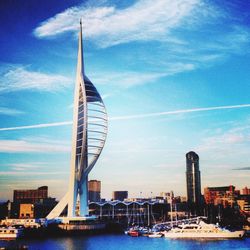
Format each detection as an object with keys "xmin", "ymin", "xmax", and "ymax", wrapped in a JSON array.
[{"xmin": 0, "ymin": 235, "xmax": 249, "ymax": 250}]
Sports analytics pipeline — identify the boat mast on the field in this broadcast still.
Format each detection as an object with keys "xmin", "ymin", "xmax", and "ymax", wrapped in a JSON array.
[
  {"xmin": 175, "ymin": 203, "xmax": 178, "ymax": 224},
  {"xmin": 170, "ymin": 193, "xmax": 173, "ymax": 228},
  {"xmin": 147, "ymin": 204, "xmax": 150, "ymax": 226}
]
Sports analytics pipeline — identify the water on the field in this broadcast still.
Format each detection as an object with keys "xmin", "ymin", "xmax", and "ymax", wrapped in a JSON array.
[{"xmin": 1, "ymin": 234, "xmax": 250, "ymax": 250}]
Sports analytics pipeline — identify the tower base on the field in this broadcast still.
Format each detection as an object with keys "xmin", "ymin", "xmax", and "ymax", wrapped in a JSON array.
[{"xmin": 50, "ymin": 216, "xmax": 106, "ymax": 232}]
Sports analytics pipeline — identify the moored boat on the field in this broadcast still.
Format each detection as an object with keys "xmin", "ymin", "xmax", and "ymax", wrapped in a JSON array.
[
  {"xmin": 243, "ymin": 225, "xmax": 250, "ymax": 237},
  {"xmin": 148, "ymin": 232, "xmax": 163, "ymax": 238},
  {"xmin": 139, "ymin": 227, "xmax": 150, "ymax": 236},
  {"xmin": 125, "ymin": 226, "xmax": 150, "ymax": 237},
  {"xmin": 0, "ymin": 227, "xmax": 23, "ymax": 240},
  {"xmin": 163, "ymin": 220, "xmax": 245, "ymax": 239},
  {"xmin": 128, "ymin": 230, "xmax": 140, "ymax": 237}
]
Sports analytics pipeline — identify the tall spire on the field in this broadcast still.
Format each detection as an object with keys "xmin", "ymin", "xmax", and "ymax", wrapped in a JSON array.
[
  {"xmin": 46, "ymin": 21, "xmax": 108, "ymax": 220},
  {"xmin": 77, "ymin": 19, "xmax": 84, "ymax": 75}
]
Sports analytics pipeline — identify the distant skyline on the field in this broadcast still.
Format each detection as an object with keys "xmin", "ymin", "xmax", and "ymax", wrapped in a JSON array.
[{"xmin": 0, "ymin": 0, "xmax": 250, "ymax": 200}]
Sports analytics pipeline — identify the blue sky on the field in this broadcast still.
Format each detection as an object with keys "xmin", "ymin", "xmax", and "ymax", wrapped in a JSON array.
[{"xmin": 0, "ymin": 0, "xmax": 250, "ymax": 201}]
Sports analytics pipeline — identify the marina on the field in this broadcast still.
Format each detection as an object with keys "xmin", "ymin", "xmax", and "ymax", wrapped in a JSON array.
[{"xmin": 124, "ymin": 217, "xmax": 246, "ymax": 239}]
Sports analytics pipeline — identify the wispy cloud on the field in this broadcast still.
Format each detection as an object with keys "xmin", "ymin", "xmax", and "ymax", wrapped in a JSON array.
[
  {"xmin": 33, "ymin": 0, "xmax": 250, "ymax": 82},
  {"xmin": 196, "ymin": 116, "xmax": 250, "ymax": 163},
  {"xmin": 0, "ymin": 64, "xmax": 71, "ymax": 92},
  {"xmin": 92, "ymin": 71, "xmax": 165, "ymax": 88},
  {"xmin": 6, "ymin": 162, "xmax": 54, "ymax": 171},
  {"xmin": 198, "ymin": 121, "xmax": 250, "ymax": 152},
  {"xmin": 9, "ymin": 163, "xmax": 39, "ymax": 171},
  {"xmin": 90, "ymin": 64, "xmax": 194, "ymax": 87},
  {"xmin": 0, "ymin": 138, "xmax": 70, "ymax": 153},
  {"xmin": 1, "ymin": 104, "xmax": 250, "ymax": 131},
  {"xmin": 197, "ymin": 133, "xmax": 249, "ymax": 154},
  {"xmin": 0, "ymin": 171, "xmax": 68, "ymax": 176},
  {"xmin": 33, "ymin": 0, "xmax": 250, "ymax": 53},
  {"xmin": 34, "ymin": 0, "xmax": 200, "ymax": 47},
  {"xmin": 0, "ymin": 107, "xmax": 24, "ymax": 116}
]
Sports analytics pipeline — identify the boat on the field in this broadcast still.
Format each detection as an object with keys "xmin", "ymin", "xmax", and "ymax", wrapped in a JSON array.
[
  {"xmin": 125, "ymin": 226, "xmax": 150, "ymax": 237},
  {"xmin": 128, "ymin": 230, "xmax": 140, "ymax": 237},
  {"xmin": 139, "ymin": 227, "xmax": 150, "ymax": 236},
  {"xmin": 148, "ymin": 232, "xmax": 163, "ymax": 238},
  {"xmin": 243, "ymin": 225, "xmax": 250, "ymax": 237},
  {"xmin": 163, "ymin": 219, "xmax": 245, "ymax": 239},
  {"xmin": 0, "ymin": 227, "xmax": 23, "ymax": 239}
]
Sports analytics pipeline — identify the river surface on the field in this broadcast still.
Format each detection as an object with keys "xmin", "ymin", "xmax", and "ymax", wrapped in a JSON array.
[{"xmin": 1, "ymin": 234, "xmax": 249, "ymax": 250}]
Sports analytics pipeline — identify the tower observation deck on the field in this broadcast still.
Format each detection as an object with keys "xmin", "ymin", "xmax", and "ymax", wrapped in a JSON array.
[{"xmin": 47, "ymin": 22, "xmax": 108, "ymax": 219}]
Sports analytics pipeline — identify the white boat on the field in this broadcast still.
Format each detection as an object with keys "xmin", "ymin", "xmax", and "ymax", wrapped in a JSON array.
[
  {"xmin": 148, "ymin": 232, "xmax": 163, "ymax": 238},
  {"xmin": 163, "ymin": 220, "xmax": 245, "ymax": 239},
  {"xmin": 0, "ymin": 227, "xmax": 23, "ymax": 239}
]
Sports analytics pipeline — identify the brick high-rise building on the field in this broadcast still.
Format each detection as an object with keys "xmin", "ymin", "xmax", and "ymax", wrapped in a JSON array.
[{"xmin": 13, "ymin": 186, "xmax": 48, "ymax": 203}]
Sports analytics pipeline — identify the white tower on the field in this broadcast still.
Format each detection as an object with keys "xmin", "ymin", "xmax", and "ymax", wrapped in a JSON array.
[{"xmin": 47, "ymin": 21, "xmax": 107, "ymax": 219}]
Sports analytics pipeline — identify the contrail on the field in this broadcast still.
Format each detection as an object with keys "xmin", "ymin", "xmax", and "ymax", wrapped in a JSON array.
[
  {"xmin": 110, "ymin": 104, "xmax": 250, "ymax": 120},
  {"xmin": 0, "ymin": 104, "xmax": 250, "ymax": 131}
]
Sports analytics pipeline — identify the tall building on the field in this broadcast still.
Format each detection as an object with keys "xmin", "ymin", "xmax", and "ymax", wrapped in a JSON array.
[
  {"xmin": 112, "ymin": 191, "xmax": 128, "ymax": 201},
  {"xmin": 88, "ymin": 180, "xmax": 101, "ymax": 202},
  {"xmin": 47, "ymin": 21, "xmax": 108, "ymax": 219},
  {"xmin": 186, "ymin": 151, "xmax": 201, "ymax": 205},
  {"xmin": 13, "ymin": 186, "xmax": 48, "ymax": 203}
]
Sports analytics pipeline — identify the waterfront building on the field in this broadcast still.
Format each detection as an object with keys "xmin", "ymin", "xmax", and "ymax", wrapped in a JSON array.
[
  {"xmin": 13, "ymin": 186, "xmax": 48, "ymax": 203},
  {"xmin": 12, "ymin": 186, "xmax": 57, "ymax": 219},
  {"xmin": 160, "ymin": 191, "xmax": 174, "ymax": 203},
  {"xmin": 34, "ymin": 198, "xmax": 57, "ymax": 218},
  {"xmin": 180, "ymin": 196, "xmax": 187, "ymax": 203},
  {"xmin": 151, "ymin": 196, "xmax": 166, "ymax": 204},
  {"xmin": 186, "ymin": 151, "xmax": 201, "ymax": 206},
  {"xmin": 237, "ymin": 199, "xmax": 250, "ymax": 214},
  {"xmin": 242, "ymin": 186, "xmax": 250, "ymax": 195},
  {"xmin": 0, "ymin": 201, "xmax": 9, "ymax": 219},
  {"xmin": 125, "ymin": 197, "xmax": 150, "ymax": 202},
  {"xmin": 47, "ymin": 21, "xmax": 107, "ymax": 219},
  {"xmin": 112, "ymin": 191, "xmax": 128, "ymax": 201},
  {"xmin": 88, "ymin": 180, "xmax": 101, "ymax": 202},
  {"xmin": 88, "ymin": 200, "xmax": 167, "ymax": 224},
  {"xmin": 204, "ymin": 185, "xmax": 236, "ymax": 207},
  {"xmin": 19, "ymin": 204, "xmax": 34, "ymax": 219},
  {"xmin": 168, "ymin": 210, "xmax": 188, "ymax": 220}
]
